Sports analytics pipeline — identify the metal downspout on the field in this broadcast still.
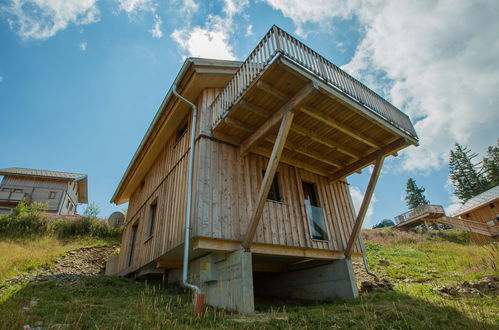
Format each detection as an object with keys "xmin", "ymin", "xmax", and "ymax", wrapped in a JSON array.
[
  {"xmin": 360, "ymin": 240, "xmax": 379, "ymax": 279},
  {"xmin": 172, "ymin": 85, "xmax": 202, "ymax": 296}
]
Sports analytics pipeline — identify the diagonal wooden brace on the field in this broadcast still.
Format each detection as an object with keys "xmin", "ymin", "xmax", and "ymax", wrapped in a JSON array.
[
  {"xmin": 344, "ymin": 156, "xmax": 384, "ymax": 258},
  {"xmin": 242, "ymin": 110, "xmax": 295, "ymax": 249}
]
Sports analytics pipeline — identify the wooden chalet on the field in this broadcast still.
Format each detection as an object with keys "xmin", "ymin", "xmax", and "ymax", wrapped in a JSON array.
[
  {"xmin": 0, "ymin": 167, "xmax": 88, "ymax": 215},
  {"xmin": 111, "ymin": 26, "xmax": 418, "ymax": 313},
  {"xmin": 395, "ymin": 185, "xmax": 499, "ymax": 244}
]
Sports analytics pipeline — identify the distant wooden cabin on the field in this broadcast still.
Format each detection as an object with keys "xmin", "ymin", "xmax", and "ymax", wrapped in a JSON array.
[
  {"xmin": 111, "ymin": 26, "xmax": 418, "ymax": 313},
  {"xmin": 0, "ymin": 168, "xmax": 88, "ymax": 215},
  {"xmin": 394, "ymin": 186, "xmax": 498, "ymax": 244},
  {"xmin": 453, "ymin": 185, "xmax": 499, "ymax": 244}
]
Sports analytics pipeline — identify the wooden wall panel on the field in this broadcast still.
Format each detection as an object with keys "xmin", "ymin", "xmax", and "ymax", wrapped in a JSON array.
[
  {"xmin": 465, "ymin": 201, "xmax": 498, "ymax": 244},
  {"xmin": 192, "ymin": 136, "xmax": 363, "ymax": 253}
]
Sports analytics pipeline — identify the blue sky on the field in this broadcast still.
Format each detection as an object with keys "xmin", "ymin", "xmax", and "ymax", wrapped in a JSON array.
[{"xmin": 1, "ymin": 0, "xmax": 497, "ymax": 228}]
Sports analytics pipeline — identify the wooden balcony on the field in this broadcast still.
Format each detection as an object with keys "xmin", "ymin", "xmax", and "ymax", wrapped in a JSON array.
[
  {"xmin": 394, "ymin": 204, "xmax": 445, "ymax": 227},
  {"xmin": 210, "ymin": 26, "xmax": 418, "ymax": 180}
]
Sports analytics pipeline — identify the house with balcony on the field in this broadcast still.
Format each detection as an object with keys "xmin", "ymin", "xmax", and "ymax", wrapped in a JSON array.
[
  {"xmin": 0, "ymin": 168, "xmax": 88, "ymax": 215},
  {"xmin": 111, "ymin": 26, "xmax": 418, "ymax": 314}
]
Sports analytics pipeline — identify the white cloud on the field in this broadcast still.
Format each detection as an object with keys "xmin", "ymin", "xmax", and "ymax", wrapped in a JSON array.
[
  {"xmin": 149, "ymin": 13, "xmax": 162, "ymax": 38},
  {"xmin": 179, "ymin": 0, "xmax": 198, "ymax": 16},
  {"xmin": 1, "ymin": 0, "xmax": 100, "ymax": 40},
  {"xmin": 79, "ymin": 41, "xmax": 87, "ymax": 51},
  {"xmin": 264, "ymin": 0, "xmax": 499, "ymax": 175},
  {"xmin": 349, "ymin": 185, "xmax": 376, "ymax": 228},
  {"xmin": 114, "ymin": 0, "xmax": 155, "ymax": 14},
  {"xmin": 246, "ymin": 24, "xmax": 253, "ymax": 36},
  {"xmin": 171, "ymin": 0, "xmax": 249, "ymax": 60}
]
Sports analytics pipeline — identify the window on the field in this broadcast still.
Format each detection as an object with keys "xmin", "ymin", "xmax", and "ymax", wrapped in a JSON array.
[
  {"xmin": 146, "ymin": 202, "xmax": 157, "ymax": 239},
  {"xmin": 13, "ymin": 189, "xmax": 23, "ymax": 193},
  {"xmin": 486, "ymin": 220, "xmax": 496, "ymax": 227},
  {"xmin": 302, "ymin": 181, "xmax": 328, "ymax": 240},
  {"xmin": 128, "ymin": 224, "xmax": 138, "ymax": 267},
  {"xmin": 263, "ymin": 171, "xmax": 281, "ymax": 202},
  {"xmin": 49, "ymin": 191, "xmax": 56, "ymax": 199},
  {"xmin": 176, "ymin": 122, "xmax": 188, "ymax": 144},
  {"xmin": 2, "ymin": 188, "xmax": 12, "ymax": 192},
  {"xmin": 489, "ymin": 203, "xmax": 495, "ymax": 209}
]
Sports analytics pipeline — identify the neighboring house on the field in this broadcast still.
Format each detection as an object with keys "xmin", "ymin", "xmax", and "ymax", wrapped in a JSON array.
[
  {"xmin": 453, "ymin": 185, "xmax": 499, "ymax": 244},
  {"xmin": 0, "ymin": 168, "xmax": 88, "ymax": 215},
  {"xmin": 394, "ymin": 186, "xmax": 498, "ymax": 244},
  {"xmin": 111, "ymin": 26, "xmax": 418, "ymax": 313}
]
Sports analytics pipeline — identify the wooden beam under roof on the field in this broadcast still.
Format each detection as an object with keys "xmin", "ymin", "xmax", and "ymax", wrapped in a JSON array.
[
  {"xmin": 251, "ymin": 147, "xmax": 329, "ymax": 177},
  {"xmin": 256, "ymin": 81, "xmax": 289, "ymax": 102},
  {"xmin": 264, "ymin": 136, "xmax": 341, "ymax": 168},
  {"xmin": 300, "ymin": 106, "xmax": 382, "ymax": 149},
  {"xmin": 240, "ymin": 82, "xmax": 316, "ymax": 157},
  {"xmin": 238, "ymin": 99, "xmax": 362, "ymax": 160},
  {"xmin": 328, "ymin": 138, "xmax": 407, "ymax": 182},
  {"xmin": 291, "ymin": 123, "xmax": 362, "ymax": 160},
  {"xmin": 222, "ymin": 115, "xmax": 343, "ymax": 169}
]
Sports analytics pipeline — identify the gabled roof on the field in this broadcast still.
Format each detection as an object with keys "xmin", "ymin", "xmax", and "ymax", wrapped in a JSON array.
[
  {"xmin": 111, "ymin": 57, "xmax": 242, "ymax": 204},
  {"xmin": 453, "ymin": 185, "xmax": 499, "ymax": 216},
  {"xmin": 0, "ymin": 167, "xmax": 88, "ymax": 203}
]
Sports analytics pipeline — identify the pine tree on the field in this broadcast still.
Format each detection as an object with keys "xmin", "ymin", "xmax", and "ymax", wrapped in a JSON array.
[
  {"xmin": 448, "ymin": 143, "xmax": 488, "ymax": 202},
  {"xmin": 482, "ymin": 140, "xmax": 499, "ymax": 189},
  {"xmin": 405, "ymin": 178, "xmax": 430, "ymax": 209}
]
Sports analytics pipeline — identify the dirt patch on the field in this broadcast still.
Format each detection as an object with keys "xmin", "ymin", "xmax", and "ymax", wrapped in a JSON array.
[
  {"xmin": 433, "ymin": 275, "xmax": 498, "ymax": 297},
  {"xmin": 352, "ymin": 261, "xmax": 394, "ymax": 293},
  {"xmin": 43, "ymin": 245, "xmax": 118, "ymax": 276}
]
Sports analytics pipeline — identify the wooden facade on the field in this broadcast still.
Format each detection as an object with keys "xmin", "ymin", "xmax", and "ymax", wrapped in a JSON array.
[
  {"xmin": 0, "ymin": 168, "xmax": 88, "ymax": 215},
  {"xmin": 112, "ymin": 27, "xmax": 418, "ymax": 276},
  {"xmin": 454, "ymin": 186, "xmax": 499, "ymax": 244}
]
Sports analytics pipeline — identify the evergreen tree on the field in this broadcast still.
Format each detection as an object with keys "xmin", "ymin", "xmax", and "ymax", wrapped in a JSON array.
[
  {"xmin": 405, "ymin": 178, "xmax": 430, "ymax": 209},
  {"xmin": 448, "ymin": 143, "xmax": 488, "ymax": 202},
  {"xmin": 482, "ymin": 140, "xmax": 499, "ymax": 189}
]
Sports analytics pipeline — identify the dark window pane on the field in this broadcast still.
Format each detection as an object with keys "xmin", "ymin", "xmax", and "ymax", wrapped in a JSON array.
[{"xmin": 263, "ymin": 171, "xmax": 281, "ymax": 202}]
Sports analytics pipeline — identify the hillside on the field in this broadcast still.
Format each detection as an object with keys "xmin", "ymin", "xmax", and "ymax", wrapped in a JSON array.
[{"xmin": 0, "ymin": 227, "xmax": 497, "ymax": 329}]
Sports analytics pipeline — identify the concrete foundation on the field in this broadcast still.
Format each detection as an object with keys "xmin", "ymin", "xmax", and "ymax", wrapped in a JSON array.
[
  {"xmin": 168, "ymin": 249, "xmax": 255, "ymax": 314},
  {"xmin": 254, "ymin": 259, "xmax": 358, "ymax": 300},
  {"xmin": 105, "ymin": 255, "xmax": 118, "ymax": 275}
]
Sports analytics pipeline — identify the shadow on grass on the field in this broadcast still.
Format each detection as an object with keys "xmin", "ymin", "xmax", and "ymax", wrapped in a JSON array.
[{"xmin": 0, "ymin": 275, "xmax": 496, "ymax": 329}]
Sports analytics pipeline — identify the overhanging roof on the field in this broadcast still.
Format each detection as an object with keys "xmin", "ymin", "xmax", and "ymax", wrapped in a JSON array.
[
  {"xmin": 0, "ymin": 167, "xmax": 88, "ymax": 203},
  {"xmin": 453, "ymin": 185, "xmax": 499, "ymax": 216},
  {"xmin": 111, "ymin": 58, "xmax": 242, "ymax": 204}
]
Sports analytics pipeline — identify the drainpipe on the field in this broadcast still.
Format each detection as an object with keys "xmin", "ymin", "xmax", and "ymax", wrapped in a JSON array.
[
  {"xmin": 360, "ymin": 240, "xmax": 379, "ymax": 279},
  {"xmin": 172, "ymin": 85, "xmax": 204, "ymax": 315}
]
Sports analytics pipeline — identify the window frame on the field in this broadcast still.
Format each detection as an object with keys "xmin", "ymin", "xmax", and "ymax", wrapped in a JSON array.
[
  {"xmin": 145, "ymin": 200, "xmax": 158, "ymax": 242},
  {"xmin": 175, "ymin": 121, "xmax": 189, "ymax": 146},
  {"xmin": 262, "ymin": 170, "xmax": 282, "ymax": 203},
  {"xmin": 301, "ymin": 180, "xmax": 329, "ymax": 241},
  {"xmin": 128, "ymin": 223, "xmax": 139, "ymax": 267},
  {"xmin": 48, "ymin": 191, "xmax": 57, "ymax": 199}
]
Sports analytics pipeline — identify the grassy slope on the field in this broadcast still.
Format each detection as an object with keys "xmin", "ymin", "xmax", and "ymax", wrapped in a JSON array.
[
  {"xmin": 0, "ymin": 229, "xmax": 498, "ymax": 329},
  {"xmin": 0, "ymin": 236, "xmax": 117, "ymax": 282}
]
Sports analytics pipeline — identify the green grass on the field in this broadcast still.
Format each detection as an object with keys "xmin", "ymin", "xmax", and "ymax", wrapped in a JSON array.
[
  {"xmin": 0, "ymin": 276, "xmax": 496, "ymax": 329},
  {"xmin": 0, "ymin": 227, "xmax": 497, "ymax": 329}
]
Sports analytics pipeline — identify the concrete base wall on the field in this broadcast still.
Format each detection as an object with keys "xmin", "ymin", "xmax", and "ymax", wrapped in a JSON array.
[
  {"xmin": 254, "ymin": 259, "xmax": 358, "ymax": 300},
  {"xmin": 167, "ymin": 249, "xmax": 254, "ymax": 314}
]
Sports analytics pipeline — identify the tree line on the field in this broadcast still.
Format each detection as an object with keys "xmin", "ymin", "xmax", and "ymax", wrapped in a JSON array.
[{"xmin": 406, "ymin": 140, "xmax": 498, "ymax": 210}]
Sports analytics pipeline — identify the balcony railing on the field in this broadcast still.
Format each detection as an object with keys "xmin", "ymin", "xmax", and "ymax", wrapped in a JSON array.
[
  {"xmin": 210, "ymin": 25, "xmax": 418, "ymax": 139},
  {"xmin": 394, "ymin": 204, "xmax": 445, "ymax": 225}
]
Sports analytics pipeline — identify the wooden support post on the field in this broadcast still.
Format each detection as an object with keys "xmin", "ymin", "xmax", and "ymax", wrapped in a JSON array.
[
  {"xmin": 242, "ymin": 110, "xmax": 295, "ymax": 249},
  {"xmin": 344, "ymin": 156, "xmax": 384, "ymax": 258}
]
